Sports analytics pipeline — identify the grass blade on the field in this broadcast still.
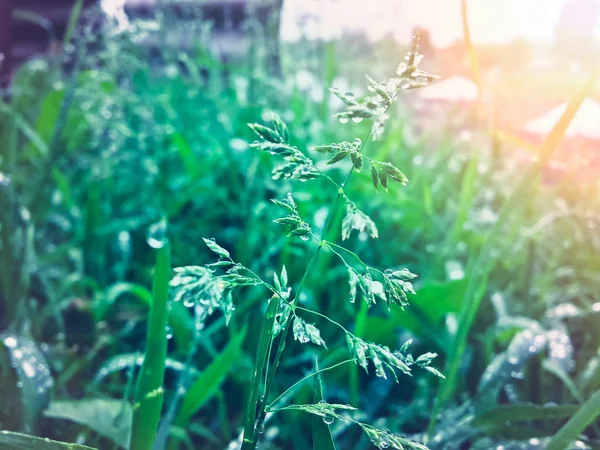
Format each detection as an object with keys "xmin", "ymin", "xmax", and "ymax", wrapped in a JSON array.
[
  {"xmin": 474, "ymin": 403, "xmax": 580, "ymax": 426},
  {"xmin": 312, "ymin": 358, "xmax": 337, "ymax": 450},
  {"xmin": 461, "ymin": 0, "xmax": 480, "ymax": 90},
  {"xmin": 130, "ymin": 242, "xmax": 171, "ymax": 450},
  {"xmin": 546, "ymin": 389, "xmax": 600, "ymax": 450},
  {"xmin": 241, "ymin": 297, "xmax": 279, "ymax": 450},
  {"xmin": 64, "ymin": 0, "xmax": 84, "ymax": 45},
  {"xmin": 44, "ymin": 399, "xmax": 131, "ymax": 449},
  {"xmin": 0, "ymin": 431, "xmax": 96, "ymax": 450},
  {"xmin": 174, "ymin": 327, "xmax": 247, "ymax": 426}
]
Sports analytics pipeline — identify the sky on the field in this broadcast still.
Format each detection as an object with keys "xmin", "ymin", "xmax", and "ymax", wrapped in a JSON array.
[{"xmin": 281, "ymin": 0, "xmax": 600, "ymax": 46}]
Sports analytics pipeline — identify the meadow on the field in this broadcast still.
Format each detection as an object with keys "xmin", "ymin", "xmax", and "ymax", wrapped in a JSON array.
[{"xmin": 0, "ymin": 3, "xmax": 599, "ymax": 450}]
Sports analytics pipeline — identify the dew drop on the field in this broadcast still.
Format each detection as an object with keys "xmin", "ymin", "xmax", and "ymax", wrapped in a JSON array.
[
  {"xmin": 352, "ymin": 117, "xmax": 363, "ymax": 123},
  {"xmin": 147, "ymin": 218, "xmax": 167, "ymax": 249},
  {"xmin": 338, "ymin": 117, "xmax": 349, "ymax": 124},
  {"xmin": 322, "ymin": 415, "xmax": 334, "ymax": 425},
  {"xmin": 3, "ymin": 336, "xmax": 17, "ymax": 348}
]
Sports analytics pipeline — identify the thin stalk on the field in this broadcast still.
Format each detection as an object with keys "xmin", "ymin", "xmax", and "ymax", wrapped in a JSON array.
[
  {"xmin": 241, "ymin": 295, "xmax": 279, "ymax": 449},
  {"xmin": 242, "ymin": 136, "xmax": 368, "ymax": 450},
  {"xmin": 0, "ymin": 104, "xmax": 17, "ymax": 327},
  {"xmin": 546, "ymin": 388, "xmax": 600, "ymax": 450},
  {"xmin": 295, "ymin": 306, "xmax": 350, "ymax": 334},
  {"xmin": 267, "ymin": 359, "xmax": 354, "ymax": 410},
  {"xmin": 63, "ymin": 0, "xmax": 84, "ymax": 46},
  {"xmin": 130, "ymin": 242, "xmax": 171, "ymax": 450},
  {"xmin": 243, "ymin": 75, "xmax": 406, "ymax": 447}
]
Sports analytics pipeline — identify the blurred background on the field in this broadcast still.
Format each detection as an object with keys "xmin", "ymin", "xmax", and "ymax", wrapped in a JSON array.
[{"xmin": 0, "ymin": 1, "xmax": 599, "ymax": 449}]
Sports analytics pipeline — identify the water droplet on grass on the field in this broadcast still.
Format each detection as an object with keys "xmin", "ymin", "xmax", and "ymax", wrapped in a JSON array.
[
  {"xmin": 322, "ymin": 415, "xmax": 334, "ymax": 425},
  {"xmin": 147, "ymin": 218, "xmax": 167, "ymax": 248}
]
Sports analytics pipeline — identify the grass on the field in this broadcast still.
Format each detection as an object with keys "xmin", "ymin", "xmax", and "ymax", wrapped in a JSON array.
[{"xmin": 0, "ymin": 3, "xmax": 599, "ymax": 450}]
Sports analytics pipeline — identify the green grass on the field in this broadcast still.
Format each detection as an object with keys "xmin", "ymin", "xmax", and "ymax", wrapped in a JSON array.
[{"xmin": 0, "ymin": 3, "xmax": 599, "ymax": 450}]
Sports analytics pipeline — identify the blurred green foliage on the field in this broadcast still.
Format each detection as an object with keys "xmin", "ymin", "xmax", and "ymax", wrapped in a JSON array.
[{"xmin": 0, "ymin": 3, "xmax": 599, "ymax": 450}]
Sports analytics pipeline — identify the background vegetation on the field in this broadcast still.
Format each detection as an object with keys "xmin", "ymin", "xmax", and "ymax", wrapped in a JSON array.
[{"xmin": 0, "ymin": 2, "xmax": 599, "ymax": 449}]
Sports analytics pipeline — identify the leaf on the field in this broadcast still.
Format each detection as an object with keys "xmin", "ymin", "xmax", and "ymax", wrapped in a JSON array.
[
  {"xmin": 202, "ymin": 238, "xmax": 230, "ymax": 259},
  {"xmin": 1, "ymin": 334, "xmax": 53, "ymax": 433},
  {"xmin": 312, "ymin": 359, "xmax": 337, "ymax": 450},
  {"xmin": 248, "ymin": 123, "xmax": 281, "ymax": 143},
  {"xmin": 326, "ymin": 151, "xmax": 348, "ymax": 165},
  {"xmin": 23, "ymin": 86, "xmax": 65, "ymax": 157},
  {"xmin": 93, "ymin": 282, "xmax": 153, "ymax": 320},
  {"xmin": 271, "ymin": 197, "xmax": 296, "ymax": 214},
  {"xmin": 130, "ymin": 243, "xmax": 171, "ymax": 450},
  {"xmin": 172, "ymin": 132, "xmax": 201, "ymax": 179},
  {"xmin": 271, "ymin": 114, "xmax": 290, "ymax": 144},
  {"xmin": 44, "ymin": 399, "xmax": 131, "ymax": 449},
  {"xmin": 546, "ymin": 388, "xmax": 600, "ymax": 450},
  {"xmin": 350, "ymin": 153, "xmax": 363, "ymax": 172},
  {"xmin": 370, "ymin": 164, "xmax": 379, "ymax": 190},
  {"xmin": 380, "ymin": 162, "xmax": 408, "ymax": 185},
  {"xmin": 0, "ymin": 431, "xmax": 95, "ymax": 450},
  {"xmin": 92, "ymin": 353, "xmax": 200, "ymax": 386},
  {"xmin": 175, "ymin": 327, "xmax": 247, "ymax": 426},
  {"xmin": 378, "ymin": 170, "xmax": 388, "ymax": 191},
  {"xmin": 242, "ymin": 297, "xmax": 279, "ymax": 447},
  {"xmin": 474, "ymin": 403, "xmax": 580, "ymax": 427}
]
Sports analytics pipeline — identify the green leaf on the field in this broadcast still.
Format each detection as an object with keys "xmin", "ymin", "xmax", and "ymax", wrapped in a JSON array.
[
  {"xmin": 0, "ymin": 334, "xmax": 53, "ymax": 433},
  {"xmin": 370, "ymin": 165, "xmax": 379, "ymax": 191},
  {"xmin": 546, "ymin": 389, "xmax": 600, "ymax": 450},
  {"xmin": 241, "ymin": 297, "xmax": 279, "ymax": 448},
  {"xmin": 271, "ymin": 114, "xmax": 290, "ymax": 144},
  {"xmin": 326, "ymin": 151, "xmax": 348, "ymax": 165},
  {"xmin": 64, "ymin": 0, "xmax": 84, "ymax": 44},
  {"xmin": 474, "ymin": 403, "xmax": 580, "ymax": 427},
  {"xmin": 248, "ymin": 123, "xmax": 281, "ymax": 143},
  {"xmin": 175, "ymin": 327, "xmax": 247, "ymax": 426},
  {"xmin": 350, "ymin": 153, "xmax": 363, "ymax": 172},
  {"xmin": 312, "ymin": 359, "xmax": 337, "ymax": 450},
  {"xmin": 93, "ymin": 282, "xmax": 152, "ymax": 321},
  {"xmin": 171, "ymin": 132, "xmax": 201, "ymax": 180},
  {"xmin": 44, "ymin": 399, "xmax": 131, "ymax": 449},
  {"xmin": 380, "ymin": 162, "xmax": 408, "ymax": 185},
  {"xmin": 0, "ymin": 431, "xmax": 95, "ymax": 450},
  {"xmin": 23, "ymin": 86, "xmax": 65, "ymax": 157},
  {"xmin": 130, "ymin": 243, "xmax": 171, "ymax": 450},
  {"xmin": 378, "ymin": 170, "xmax": 388, "ymax": 191},
  {"xmin": 202, "ymin": 238, "xmax": 230, "ymax": 259}
]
